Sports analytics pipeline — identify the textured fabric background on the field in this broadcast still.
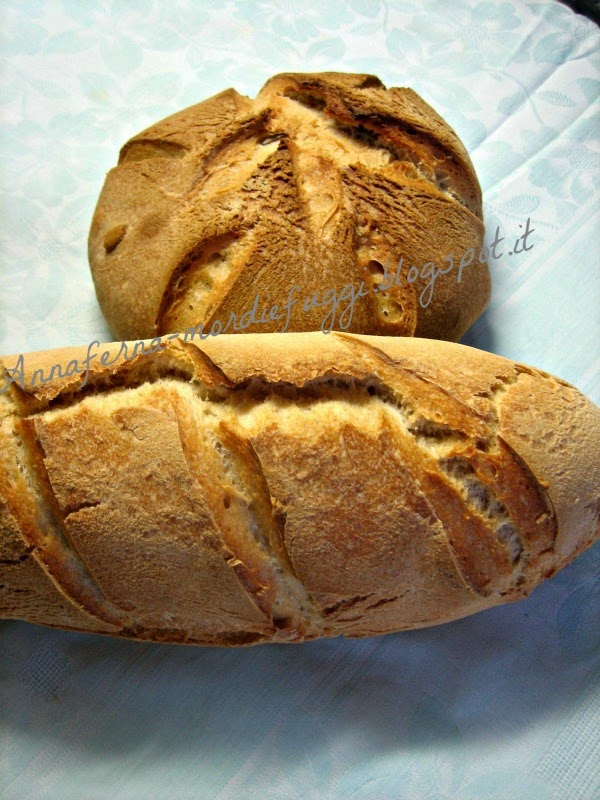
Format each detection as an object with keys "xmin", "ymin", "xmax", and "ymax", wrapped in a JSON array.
[{"xmin": 1, "ymin": 1, "xmax": 599, "ymax": 798}]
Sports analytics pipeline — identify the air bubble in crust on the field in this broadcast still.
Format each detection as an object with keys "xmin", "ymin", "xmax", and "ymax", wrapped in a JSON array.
[
  {"xmin": 367, "ymin": 260, "xmax": 385, "ymax": 277},
  {"xmin": 104, "ymin": 224, "xmax": 127, "ymax": 254}
]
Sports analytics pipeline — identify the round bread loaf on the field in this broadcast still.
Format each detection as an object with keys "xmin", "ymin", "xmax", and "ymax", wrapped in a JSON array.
[{"xmin": 89, "ymin": 72, "xmax": 490, "ymax": 342}]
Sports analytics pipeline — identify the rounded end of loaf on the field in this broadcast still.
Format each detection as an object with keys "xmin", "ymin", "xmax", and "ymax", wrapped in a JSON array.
[{"xmin": 498, "ymin": 370, "xmax": 600, "ymax": 577}]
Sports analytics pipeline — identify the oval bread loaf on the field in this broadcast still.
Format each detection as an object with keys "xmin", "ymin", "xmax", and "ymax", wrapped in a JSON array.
[
  {"xmin": 1, "ymin": 332, "xmax": 598, "ymax": 646},
  {"xmin": 89, "ymin": 72, "xmax": 490, "ymax": 342}
]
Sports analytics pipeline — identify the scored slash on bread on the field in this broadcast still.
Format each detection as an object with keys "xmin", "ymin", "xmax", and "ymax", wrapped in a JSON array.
[
  {"xmin": 89, "ymin": 72, "xmax": 490, "ymax": 343},
  {"xmin": 1, "ymin": 332, "xmax": 598, "ymax": 646}
]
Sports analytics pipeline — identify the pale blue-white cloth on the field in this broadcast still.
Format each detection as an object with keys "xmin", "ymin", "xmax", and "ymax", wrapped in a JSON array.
[{"xmin": 0, "ymin": 1, "xmax": 599, "ymax": 798}]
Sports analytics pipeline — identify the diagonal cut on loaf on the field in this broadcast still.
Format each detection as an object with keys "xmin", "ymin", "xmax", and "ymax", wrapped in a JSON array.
[
  {"xmin": 89, "ymin": 72, "xmax": 490, "ymax": 342},
  {"xmin": 1, "ymin": 332, "xmax": 598, "ymax": 646}
]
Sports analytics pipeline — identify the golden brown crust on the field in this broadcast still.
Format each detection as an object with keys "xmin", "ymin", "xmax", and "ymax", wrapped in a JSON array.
[
  {"xmin": 88, "ymin": 72, "xmax": 489, "ymax": 343},
  {"xmin": 1, "ymin": 332, "xmax": 598, "ymax": 645}
]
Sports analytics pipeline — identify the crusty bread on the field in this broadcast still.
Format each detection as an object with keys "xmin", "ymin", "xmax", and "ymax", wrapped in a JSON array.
[
  {"xmin": 1, "ymin": 332, "xmax": 598, "ymax": 645},
  {"xmin": 89, "ymin": 72, "xmax": 490, "ymax": 343}
]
